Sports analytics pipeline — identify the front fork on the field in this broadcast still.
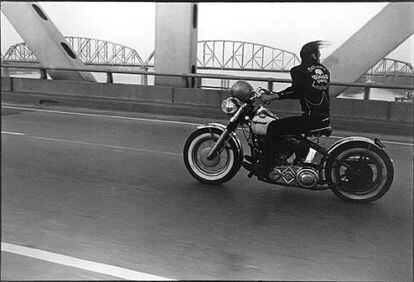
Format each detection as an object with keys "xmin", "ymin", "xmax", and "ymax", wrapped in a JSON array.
[
  {"xmin": 206, "ymin": 105, "xmax": 246, "ymax": 160},
  {"xmin": 206, "ymin": 130, "xmax": 230, "ymax": 160}
]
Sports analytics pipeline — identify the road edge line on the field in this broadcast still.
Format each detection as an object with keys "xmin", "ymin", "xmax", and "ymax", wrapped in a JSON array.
[{"xmin": 1, "ymin": 242, "xmax": 173, "ymax": 281}]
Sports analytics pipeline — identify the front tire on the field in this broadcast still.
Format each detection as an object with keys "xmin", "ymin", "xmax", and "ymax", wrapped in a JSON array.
[
  {"xmin": 326, "ymin": 143, "xmax": 394, "ymax": 203},
  {"xmin": 183, "ymin": 128, "xmax": 241, "ymax": 185}
]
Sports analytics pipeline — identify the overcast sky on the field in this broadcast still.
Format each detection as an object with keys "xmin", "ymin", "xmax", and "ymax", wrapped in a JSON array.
[{"xmin": 1, "ymin": 2, "xmax": 413, "ymax": 63}]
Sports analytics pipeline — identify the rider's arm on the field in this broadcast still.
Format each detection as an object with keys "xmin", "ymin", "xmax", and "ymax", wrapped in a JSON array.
[{"xmin": 276, "ymin": 67, "xmax": 308, "ymax": 100}]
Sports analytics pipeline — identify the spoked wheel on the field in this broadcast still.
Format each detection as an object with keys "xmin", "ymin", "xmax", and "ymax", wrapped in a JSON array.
[
  {"xmin": 183, "ymin": 128, "xmax": 241, "ymax": 185},
  {"xmin": 327, "ymin": 145, "xmax": 394, "ymax": 203}
]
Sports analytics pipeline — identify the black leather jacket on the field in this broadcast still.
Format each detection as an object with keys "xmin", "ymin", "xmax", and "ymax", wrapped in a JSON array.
[{"xmin": 278, "ymin": 62, "xmax": 330, "ymax": 118}]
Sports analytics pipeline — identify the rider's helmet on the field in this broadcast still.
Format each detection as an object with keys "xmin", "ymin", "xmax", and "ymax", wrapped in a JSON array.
[{"xmin": 230, "ymin": 80, "xmax": 254, "ymax": 102}]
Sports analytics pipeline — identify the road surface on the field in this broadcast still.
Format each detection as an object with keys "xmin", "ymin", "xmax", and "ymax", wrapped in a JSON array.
[{"xmin": 2, "ymin": 104, "xmax": 413, "ymax": 281}]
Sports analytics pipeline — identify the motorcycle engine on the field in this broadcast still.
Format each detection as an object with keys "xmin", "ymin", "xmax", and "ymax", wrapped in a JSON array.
[
  {"xmin": 269, "ymin": 166, "xmax": 319, "ymax": 189},
  {"xmin": 296, "ymin": 168, "xmax": 319, "ymax": 188}
]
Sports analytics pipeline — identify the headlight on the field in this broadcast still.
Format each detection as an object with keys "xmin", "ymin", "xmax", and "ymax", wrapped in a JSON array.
[{"xmin": 221, "ymin": 97, "xmax": 240, "ymax": 115}]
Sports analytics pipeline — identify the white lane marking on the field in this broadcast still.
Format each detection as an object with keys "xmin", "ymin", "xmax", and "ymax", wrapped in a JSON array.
[
  {"xmin": 1, "ymin": 242, "xmax": 172, "ymax": 281},
  {"xmin": 3, "ymin": 105, "xmax": 413, "ymax": 146},
  {"xmin": 30, "ymin": 136, "xmax": 182, "ymax": 156},
  {"xmin": 330, "ymin": 135, "xmax": 413, "ymax": 146},
  {"xmin": 2, "ymin": 105, "xmax": 201, "ymax": 126},
  {"xmin": 377, "ymin": 140, "xmax": 413, "ymax": 146},
  {"xmin": 1, "ymin": 131, "xmax": 26, "ymax": 136},
  {"xmin": 381, "ymin": 140, "xmax": 413, "ymax": 146}
]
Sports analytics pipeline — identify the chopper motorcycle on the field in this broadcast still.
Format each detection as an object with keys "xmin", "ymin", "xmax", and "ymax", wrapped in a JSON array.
[{"xmin": 183, "ymin": 81, "xmax": 394, "ymax": 203}]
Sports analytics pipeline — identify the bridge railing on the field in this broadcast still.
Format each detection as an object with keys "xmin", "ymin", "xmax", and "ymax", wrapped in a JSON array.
[{"xmin": 1, "ymin": 63, "xmax": 413, "ymax": 101}]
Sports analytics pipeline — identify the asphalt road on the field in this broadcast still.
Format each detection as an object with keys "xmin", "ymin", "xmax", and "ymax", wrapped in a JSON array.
[{"xmin": 2, "ymin": 104, "xmax": 413, "ymax": 281}]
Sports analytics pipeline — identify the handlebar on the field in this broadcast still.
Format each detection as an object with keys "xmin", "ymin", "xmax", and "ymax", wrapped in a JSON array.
[
  {"xmin": 251, "ymin": 87, "xmax": 273, "ymax": 104},
  {"xmin": 252, "ymin": 90, "xmax": 261, "ymax": 99}
]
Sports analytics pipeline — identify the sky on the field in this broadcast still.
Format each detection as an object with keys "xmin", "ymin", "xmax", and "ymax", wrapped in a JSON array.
[{"xmin": 1, "ymin": 2, "xmax": 413, "ymax": 64}]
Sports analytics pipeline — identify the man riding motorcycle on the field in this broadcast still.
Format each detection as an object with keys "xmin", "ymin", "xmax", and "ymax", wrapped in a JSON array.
[
  {"xmin": 184, "ymin": 40, "xmax": 394, "ymax": 203},
  {"xmin": 251, "ymin": 40, "xmax": 331, "ymax": 179}
]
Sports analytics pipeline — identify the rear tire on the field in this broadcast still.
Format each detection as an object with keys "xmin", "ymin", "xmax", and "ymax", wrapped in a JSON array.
[
  {"xmin": 183, "ymin": 128, "xmax": 241, "ymax": 185},
  {"xmin": 326, "ymin": 143, "xmax": 394, "ymax": 203}
]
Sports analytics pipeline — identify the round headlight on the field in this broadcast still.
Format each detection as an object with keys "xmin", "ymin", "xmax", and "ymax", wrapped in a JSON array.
[{"xmin": 221, "ymin": 97, "xmax": 240, "ymax": 115}]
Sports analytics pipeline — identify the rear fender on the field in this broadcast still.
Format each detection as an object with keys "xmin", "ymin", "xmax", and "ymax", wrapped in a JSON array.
[
  {"xmin": 320, "ymin": 136, "xmax": 388, "ymax": 182},
  {"xmin": 327, "ymin": 136, "xmax": 385, "ymax": 155}
]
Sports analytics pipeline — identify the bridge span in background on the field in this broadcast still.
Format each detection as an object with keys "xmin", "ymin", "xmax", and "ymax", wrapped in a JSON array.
[{"xmin": 2, "ymin": 36, "xmax": 413, "ymax": 77}]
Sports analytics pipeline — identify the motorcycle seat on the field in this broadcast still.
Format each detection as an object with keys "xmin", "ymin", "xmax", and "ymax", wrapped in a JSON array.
[{"xmin": 305, "ymin": 126, "xmax": 333, "ymax": 137}]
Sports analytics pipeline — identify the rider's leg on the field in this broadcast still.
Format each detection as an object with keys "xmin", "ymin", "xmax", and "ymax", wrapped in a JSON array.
[
  {"xmin": 254, "ymin": 116, "xmax": 306, "ymax": 179},
  {"xmin": 262, "ymin": 116, "xmax": 306, "ymax": 164},
  {"xmin": 264, "ymin": 115, "xmax": 330, "ymax": 159},
  {"xmin": 264, "ymin": 115, "xmax": 329, "ymax": 154},
  {"xmin": 253, "ymin": 115, "xmax": 329, "ymax": 178}
]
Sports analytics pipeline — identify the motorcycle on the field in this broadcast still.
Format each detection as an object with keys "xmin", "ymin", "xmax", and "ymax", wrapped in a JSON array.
[{"xmin": 183, "ymin": 81, "xmax": 394, "ymax": 203}]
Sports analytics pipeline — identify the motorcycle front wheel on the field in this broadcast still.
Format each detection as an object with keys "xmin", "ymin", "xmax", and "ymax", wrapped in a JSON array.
[
  {"xmin": 183, "ymin": 128, "xmax": 241, "ymax": 185},
  {"xmin": 326, "ymin": 144, "xmax": 394, "ymax": 203}
]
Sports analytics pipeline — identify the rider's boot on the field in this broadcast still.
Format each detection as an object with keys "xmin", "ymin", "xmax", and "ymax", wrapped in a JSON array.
[
  {"xmin": 242, "ymin": 157, "xmax": 269, "ymax": 180},
  {"xmin": 244, "ymin": 155, "xmax": 257, "ymax": 164},
  {"xmin": 251, "ymin": 157, "xmax": 271, "ymax": 181}
]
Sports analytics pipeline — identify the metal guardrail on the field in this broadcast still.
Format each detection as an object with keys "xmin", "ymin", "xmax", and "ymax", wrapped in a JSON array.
[{"xmin": 1, "ymin": 63, "xmax": 413, "ymax": 101}]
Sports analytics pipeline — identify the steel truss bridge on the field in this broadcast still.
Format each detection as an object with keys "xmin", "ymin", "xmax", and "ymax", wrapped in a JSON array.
[{"xmin": 2, "ymin": 36, "xmax": 413, "ymax": 77}]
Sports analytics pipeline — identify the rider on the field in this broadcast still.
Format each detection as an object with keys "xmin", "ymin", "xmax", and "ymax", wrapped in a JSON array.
[{"xmin": 253, "ymin": 40, "xmax": 331, "ymax": 179}]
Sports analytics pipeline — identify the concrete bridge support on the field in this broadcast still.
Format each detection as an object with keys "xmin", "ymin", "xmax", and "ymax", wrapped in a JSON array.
[
  {"xmin": 323, "ymin": 2, "xmax": 413, "ymax": 96},
  {"xmin": 154, "ymin": 3, "xmax": 198, "ymax": 88},
  {"xmin": 1, "ymin": 2, "xmax": 95, "ymax": 82}
]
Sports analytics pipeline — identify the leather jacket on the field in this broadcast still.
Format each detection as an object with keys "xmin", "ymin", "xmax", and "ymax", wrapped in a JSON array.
[{"xmin": 278, "ymin": 62, "xmax": 330, "ymax": 118}]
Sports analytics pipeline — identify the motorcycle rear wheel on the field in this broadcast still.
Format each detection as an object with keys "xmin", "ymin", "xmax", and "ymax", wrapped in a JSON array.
[
  {"xmin": 326, "ymin": 144, "xmax": 394, "ymax": 203},
  {"xmin": 183, "ymin": 128, "xmax": 241, "ymax": 185}
]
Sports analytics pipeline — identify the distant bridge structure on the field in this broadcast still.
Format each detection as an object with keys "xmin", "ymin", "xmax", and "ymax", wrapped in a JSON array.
[
  {"xmin": 365, "ymin": 58, "xmax": 413, "ymax": 77},
  {"xmin": 65, "ymin": 37, "xmax": 146, "ymax": 65},
  {"xmin": 2, "ymin": 36, "xmax": 413, "ymax": 77},
  {"xmin": 198, "ymin": 40, "xmax": 300, "ymax": 71},
  {"xmin": 2, "ymin": 36, "xmax": 146, "ymax": 66},
  {"xmin": 144, "ymin": 40, "xmax": 301, "ymax": 72}
]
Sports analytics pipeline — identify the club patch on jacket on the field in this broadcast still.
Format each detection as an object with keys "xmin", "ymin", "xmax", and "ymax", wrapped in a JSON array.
[{"xmin": 308, "ymin": 65, "xmax": 329, "ymax": 90}]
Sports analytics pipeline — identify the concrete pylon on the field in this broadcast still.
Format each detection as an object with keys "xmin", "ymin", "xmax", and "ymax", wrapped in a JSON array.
[
  {"xmin": 322, "ymin": 2, "xmax": 413, "ymax": 96},
  {"xmin": 1, "ymin": 2, "xmax": 95, "ymax": 82},
  {"xmin": 154, "ymin": 3, "xmax": 198, "ymax": 88}
]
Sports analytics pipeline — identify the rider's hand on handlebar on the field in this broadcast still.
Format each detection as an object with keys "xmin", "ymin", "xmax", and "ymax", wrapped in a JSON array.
[
  {"xmin": 258, "ymin": 87, "xmax": 272, "ymax": 96},
  {"xmin": 259, "ymin": 94, "xmax": 273, "ymax": 105},
  {"xmin": 257, "ymin": 88, "xmax": 280, "ymax": 105}
]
